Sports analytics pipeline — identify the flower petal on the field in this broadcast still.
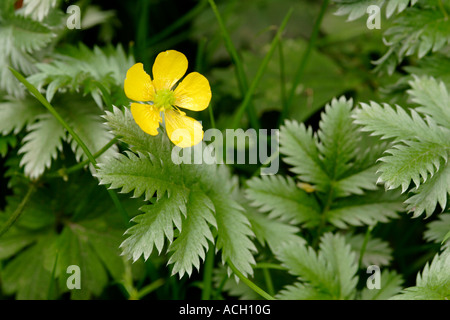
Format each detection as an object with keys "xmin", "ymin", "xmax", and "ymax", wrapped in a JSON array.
[
  {"xmin": 152, "ymin": 50, "xmax": 188, "ymax": 91},
  {"xmin": 130, "ymin": 103, "xmax": 161, "ymax": 136},
  {"xmin": 174, "ymin": 72, "xmax": 212, "ymax": 111},
  {"xmin": 124, "ymin": 63, "xmax": 155, "ymax": 102},
  {"xmin": 164, "ymin": 109, "xmax": 203, "ymax": 148}
]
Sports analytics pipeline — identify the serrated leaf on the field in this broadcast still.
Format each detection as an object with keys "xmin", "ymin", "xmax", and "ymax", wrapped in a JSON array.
[
  {"xmin": 280, "ymin": 120, "xmax": 329, "ymax": 190},
  {"xmin": 0, "ymin": 96, "xmax": 44, "ymax": 135},
  {"xmin": 98, "ymin": 107, "xmax": 256, "ymax": 277},
  {"xmin": 212, "ymin": 190, "xmax": 256, "ymax": 277},
  {"xmin": 168, "ymin": 190, "xmax": 216, "ymax": 278},
  {"xmin": 360, "ymin": 270, "xmax": 403, "ymax": 300},
  {"xmin": 392, "ymin": 248, "xmax": 450, "ymax": 300},
  {"xmin": 27, "ymin": 44, "xmax": 134, "ymax": 107},
  {"xmin": 378, "ymin": 141, "xmax": 448, "ymax": 192},
  {"xmin": 276, "ymin": 282, "xmax": 333, "ymax": 300},
  {"xmin": 424, "ymin": 212, "xmax": 450, "ymax": 246},
  {"xmin": 319, "ymin": 233, "xmax": 358, "ymax": 299},
  {"xmin": 119, "ymin": 192, "xmax": 187, "ymax": 262},
  {"xmin": 21, "ymin": 0, "xmax": 60, "ymax": 21},
  {"xmin": 354, "ymin": 102, "xmax": 445, "ymax": 144},
  {"xmin": 245, "ymin": 175, "xmax": 321, "ymax": 226},
  {"xmin": 405, "ymin": 165, "xmax": 450, "ymax": 218},
  {"xmin": 245, "ymin": 208, "xmax": 305, "ymax": 254},
  {"xmin": 326, "ymin": 191, "xmax": 403, "ymax": 228},
  {"xmin": 18, "ymin": 113, "xmax": 66, "ymax": 179},
  {"xmin": 408, "ymin": 76, "xmax": 450, "ymax": 128},
  {"xmin": 346, "ymin": 233, "xmax": 393, "ymax": 267},
  {"xmin": 317, "ymin": 97, "xmax": 358, "ymax": 179},
  {"xmin": 333, "ymin": 0, "xmax": 384, "ymax": 21},
  {"xmin": 276, "ymin": 233, "xmax": 358, "ymax": 299}
]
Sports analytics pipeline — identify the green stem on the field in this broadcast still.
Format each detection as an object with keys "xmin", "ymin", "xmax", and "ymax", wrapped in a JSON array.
[
  {"xmin": 207, "ymin": 0, "xmax": 260, "ymax": 129},
  {"xmin": 262, "ymin": 268, "xmax": 275, "ymax": 296},
  {"xmin": 201, "ymin": 243, "xmax": 215, "ymax": 300},
  {"xmin": 47, "ymin": 137, "xmax": 119, "ymax": 179},
  {"xmin": 9, "ymin": 67, "xmax": 129, "ymax": 226},
  {"xmin": 212, "ymin": 273, "xmax": 228, "ymax": 299},
  {"xmin": 231, "ymin": 8, "xmax": 293, "ymax": 130},
  {"xmin": 137, "ymin": 279, "xmax": 165, "ymax": 299},
  {"xmin": 227, "ymin": 260, "xmax": 275, "ymax": 300},
  {"xmin": 254, "ymin": 262, "xmax": 287, "ymax": 271},
  {"xmin": 278, "ymin": 39, "xmax": 287, "ymax": 111},
  {"xmin": 314, "ymin": 185, "xmax": 333, "ymax": 249},
  {"xmin": 438, "ymin": 0, "xmax": 449, "ymax": 19},
  {"xmin": 358, "ymin": 225, "xmax": 374, "ymax": 270},
  {"xmin": 0, "ymin": 184, "xmax": 35, "ymax": 238},
  {"xmin": 279, "ymin": 0, "xmax": 330, "ymax": 124}
]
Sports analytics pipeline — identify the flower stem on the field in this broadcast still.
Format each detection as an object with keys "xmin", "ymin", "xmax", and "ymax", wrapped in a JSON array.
[
  {"xmin": 279, "ymin": 0, "xmax": 330, "ymax": 125},
  {"xmin": 227, "ymin": 260, "xmax": 275, "ymax": 300},
  {"xmin": 9, "ymin": 67, "xmax": 129, "ymax": 227},
  {"xmin": 0, "ymin": 184, "xmax": 35, "ymax": 238}
]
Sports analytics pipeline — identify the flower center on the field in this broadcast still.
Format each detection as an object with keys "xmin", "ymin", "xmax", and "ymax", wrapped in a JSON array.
[{"xmin": 154, "ymin": 89, "xmax": 176, "ymax": 111}]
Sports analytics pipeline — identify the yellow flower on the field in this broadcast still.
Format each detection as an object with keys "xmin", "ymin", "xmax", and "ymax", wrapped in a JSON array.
[{"xmin": 124, "ymin": 50, "xmax": 211, "ymax": 148}]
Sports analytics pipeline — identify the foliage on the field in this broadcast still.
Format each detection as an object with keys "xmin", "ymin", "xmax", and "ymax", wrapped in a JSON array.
[
  {"xmin": 354, "ymin": 76, "xmax": 450, "ymax": 218},
  {"xmin": 0, "ymin": 0, "xmax": 449, "ymax": 302}
]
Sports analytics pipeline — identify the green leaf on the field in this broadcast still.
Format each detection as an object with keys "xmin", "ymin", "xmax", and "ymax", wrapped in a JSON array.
[
  {"xmin": 168, "ymin": 190, "xmax": 216, "ymax": 278},
  {"xmin": 0, "ymin": 14, "xmax": 57, "ymax": 96},
  {"xmin": 212, "ymin": 190, "xmax": 256, "ymax": 277},
  {"xmin": 276, "ymin": 233, "xmax": 358, "ymax": 299},
  {"xmin": 405, "ymin": 165, "xmax": 450, "ymax": 218},
  {"xmin": 21, "ymin": 0, "xmax": 61, "ymax": 21},
  {"xmin": 102, "ymin": 106, "xmax": 170, "ymax": 158},
  {"xmin": 280, "ymin": 120, "xmax": 329, "ymax": 190},
  {"xmin": 18, "ymin": 113, "xmax": 66, "ymax": 179},
  {"xmin": 319, "ymin": 233, "xmax": 358, "ymax": 299},
  {"xmin": 333, "ymin": 0, "xmax": 418, "ymax": 20},
  {"xmin": 317, "ymin": 97, "xmax": 358, "ymax": 180},
  {"xmin": 408, "ymin": 76, "xmax": 450, "ymax": 129},
  {"xmin": 424, "ymin": 212, "xmax": 450, "ymax": 246},
  {"xmin": 58, "ymin": 95, "xmax": 117, "ymax": 164},
  {"xmin": 378, "ymin": 140, "xmax": 448, "ymax": 192},
  {"xmin": 245, "ymin": 208, "xmax": 306, "ymax": 254},
  {"xmin": 326, "ymin": 191, "xmax": 403, "ymax": 228},
  {"xmin": 0, "ymin": 135, "xmax": 17, "ymax": 157},
  {"xmin": 360, "ymin": 270, "xmax": 403, "ymax": 300},
  {"xmin": 333, "ymin": 0, "xmax": 384, "ymax": 21},
  {"xmin": 1, "ymin": 234, "xmax": 56, "ymax": 299},
  {"xmin": 28, "ymin": 44, "xmax": 134, "ymax": 107},
  {"xmin": 0, "ymin": 96, "xmax": 44, "ymax": 135},
  {"xmin": 0, "ymin": 230, "xmax": 37, "ymax": 260},
  {"xmin": 346, "ymin": 233, "xmax": 393, "ymax": 267},
  {"xmin": 56, "ymin": 227, "xmax": 108, "ymax": 300},
  {"xmin": 354, "ymin": 102, "xmax": 446, "ymax": 144},
  {"xmin": 245, "ymin": 175, "xmax": 321, "ymax": 227},
  {"xmin": 97, "ymin": 107, "xmax": 256, "ymax": 277},
  {"xmin": 392, "ymin": 247, "xmax": 450, "ymax": 300},
  {"xmin": 276, "ymin": 282, "xmax": 333, "ymax": 300}
]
